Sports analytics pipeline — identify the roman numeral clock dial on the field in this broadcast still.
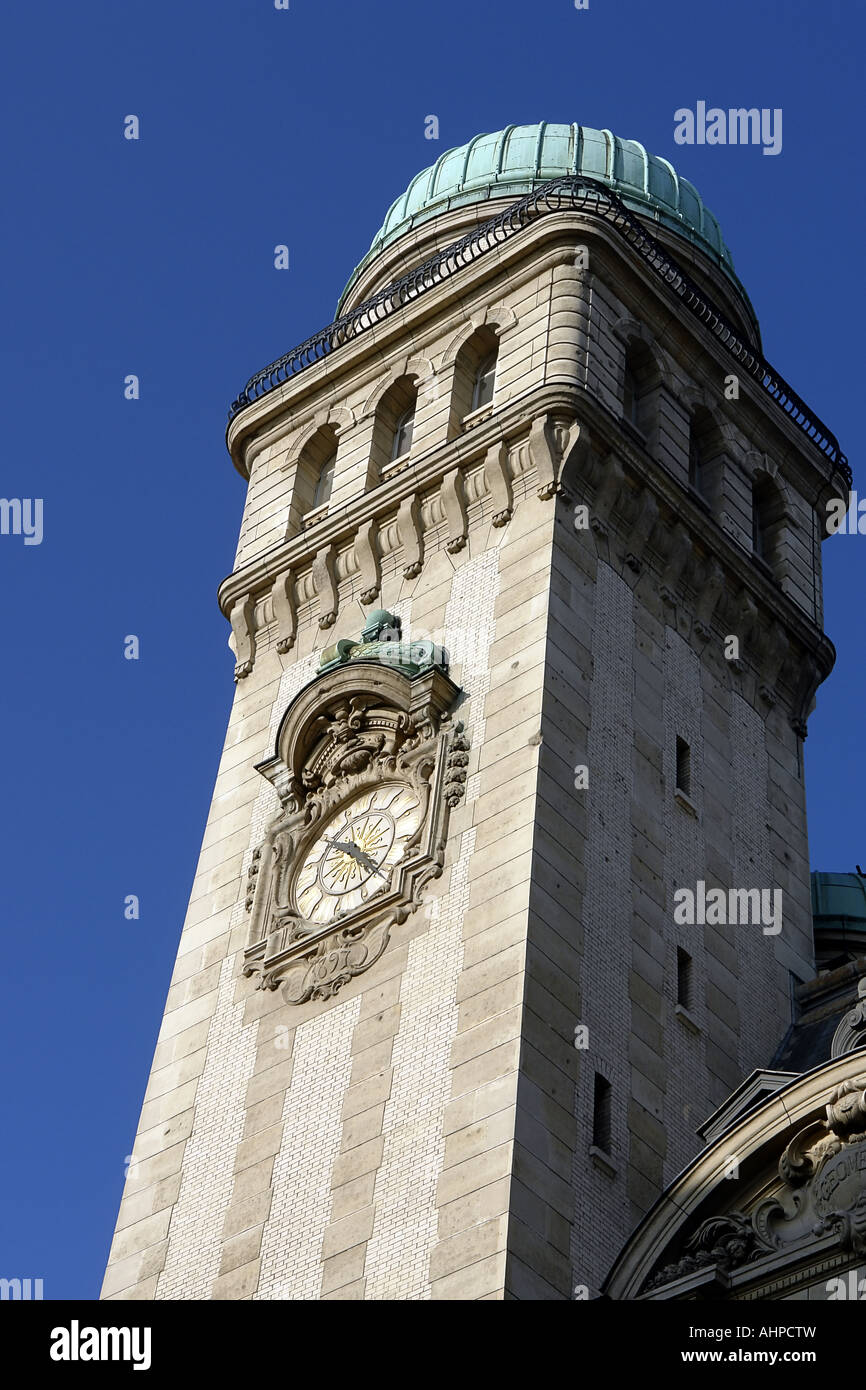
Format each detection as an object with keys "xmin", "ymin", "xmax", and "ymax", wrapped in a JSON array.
[{"xmin": 294, "ymin": 784, "xmax": 422, "ymax": 925}]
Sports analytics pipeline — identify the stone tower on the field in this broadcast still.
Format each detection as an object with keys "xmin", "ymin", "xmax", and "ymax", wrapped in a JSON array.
[{"xmin": 102, "ymin": 123, "xmax": 849, "ymax": 1301}]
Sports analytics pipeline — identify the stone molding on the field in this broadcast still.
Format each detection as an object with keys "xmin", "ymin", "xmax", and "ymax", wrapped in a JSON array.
[
  {"xmin": 558, "ymin": 408, "xmax": 835, "ymax": 734},
  {"xmin": 225, "ymin": 212, "xmax": 780, "ymax": 481},
  {"xmin": 227, "ymin": 386, "xmax": 833, "ymax": 738}
]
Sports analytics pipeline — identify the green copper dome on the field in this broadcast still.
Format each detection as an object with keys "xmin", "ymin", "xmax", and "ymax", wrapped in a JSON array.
[
  {"xmin": 812, "ymin": 872, "xmax": 866, "ymax": 938},
  {"xmin": 340, "ymin": 122, "xmax": 745, "ymax": 310}
]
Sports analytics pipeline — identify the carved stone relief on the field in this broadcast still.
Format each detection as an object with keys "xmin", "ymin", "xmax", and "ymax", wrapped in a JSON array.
[
  {"xmin": 645, "ymin": 1074, "xmax": 866, "ymax": 1294},
  {"xmin": 242, "ymin": 616, "xmax": 466, "ymax": 1004}
]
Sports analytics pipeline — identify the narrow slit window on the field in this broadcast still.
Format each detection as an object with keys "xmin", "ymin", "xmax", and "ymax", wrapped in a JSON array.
[
  {"xmin": 592, "ymin": 1074, "xmax": 612, "ymax": 1153},
  {"xmin": 623, "ymin": 363, "xmax": 639, "ymax": 427},
  {"xmin": 688, "ymin": 431, "xmax": 701, "ymax": 491},
  {"xmin": 677, "ymin": 947, "xmax": 693, "ymax": 1011},
  {"xmin": 676, "ymin": 736, "xmax": 691, "ymax": 797}
]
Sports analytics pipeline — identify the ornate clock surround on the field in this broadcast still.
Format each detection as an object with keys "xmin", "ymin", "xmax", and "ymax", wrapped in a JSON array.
[{"xmin": 242, "ymin": 635, "xmax": 467, "ymax": 1004}]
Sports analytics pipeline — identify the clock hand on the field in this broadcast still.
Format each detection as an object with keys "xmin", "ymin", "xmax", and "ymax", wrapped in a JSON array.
[{"xmin": 324, "ymin": 837, "xmax": 391, "ymax": 881}]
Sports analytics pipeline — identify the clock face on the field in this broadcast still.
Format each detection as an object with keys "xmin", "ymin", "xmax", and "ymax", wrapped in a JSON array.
[{"xmin": 294, "ymin": 783, "xmax": 423, "ymax": 925}]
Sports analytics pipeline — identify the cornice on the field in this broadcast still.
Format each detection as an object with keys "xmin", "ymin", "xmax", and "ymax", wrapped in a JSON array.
[
  {"xmin": 341, "ymin": 195, "xmax": 759, "ymax": 345},
  {"xmin": 226, "ymin": 209, "xmax": 846, "ymax": 534},
  {"xmin": 225, "ymin": 221, "xmax": 588, "ymax": 476},
  {"xmin": 220, "ymin": 382, "xmax": 834, "ymax": 747},
  {"xmin": 568, "ymin": 382, "xmax": 837, "ymax": 678},
  {"xmin": 226, "ymin": 177, "xmax": 847, "ymax": 489},
  {"xmin": 218, "ymin": 381, "xmax": 570, "ymax": 615},
  {"xmin": 221, "ymin": 376, "xmax": 834, "ymax": 699}
]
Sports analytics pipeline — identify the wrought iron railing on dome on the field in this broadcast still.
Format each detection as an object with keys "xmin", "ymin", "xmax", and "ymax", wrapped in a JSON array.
[{"xmin": 228, "ymin": 176, "xmax": 850, "ymax": 489}]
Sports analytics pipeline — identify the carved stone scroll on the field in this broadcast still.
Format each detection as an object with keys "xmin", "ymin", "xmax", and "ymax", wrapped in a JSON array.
[
  {"xmin": 484, "ymin": 441, "xmax": 512, "ymax": 527},
  {"xmin": 441, "ymin": 469, "xmax": 468, "ymax": 553},
  {"xmin": 230, "ymin": 594, "xmax": 256, "ymax": 681},
  {"xmin": 272, "ymin": 571, "xmax": 297, "ymax": 655},
  {"xmin": 355, "ymin": 519, "xmax": 381, "ymax": 604},
  {"xmin": 313, "ymin": 545, "xmax": 338, "ymax": 629},
  {"xmin": 397, "ymin": 493, "xmax": 423, "ymax": 578}
]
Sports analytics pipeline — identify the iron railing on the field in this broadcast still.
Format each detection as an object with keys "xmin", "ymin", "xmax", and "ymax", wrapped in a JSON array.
[{"xmin": 228, "ymin": 176, "xmax": 850, "ymax": 488}]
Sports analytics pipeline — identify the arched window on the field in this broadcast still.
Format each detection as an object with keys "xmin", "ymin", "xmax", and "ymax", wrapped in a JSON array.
[
  {"xmin": 688, "ymin": 430, "xmax": 703, "ymax": 493},
  {"xmin": 450, "ymin": 327, "xmax": 499, "ymax": 437},
  {"xmin": 621, "ymin": 339, "xmax": 656, "ymax": 436},
  {"xmin": 687, "ymin": 406, "xmax": 723, "ymax": 503},
  {"xmin": 623, "ymin": 362, "xmax": 640, "ymax": 428},
  {"xmin": 472, "ymin": 351, "xmax": 497, "ymax": 411},
  {"xmin": 370, "ymin": 375, "xmax": 419, "ymax": 482},
  {"xmin": 752, "ymin": 476, "xmax": 785, "ymax": 573},
  {"xmin": 291, "ymin": 425, "xmax": 340, "ymax": 533},
  {"xmin": 313, "ymin": 447, "xmax": 336, "ymax": 509},
  {"xmin": 391, "ymin": 406, "xmax": 415, "ymax": 461}
]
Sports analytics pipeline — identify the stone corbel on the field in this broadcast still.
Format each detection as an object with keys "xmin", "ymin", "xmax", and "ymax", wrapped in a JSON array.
[
  {"xmin": 530, "ymin": 413, "xmax": 584, "ymax": 500},
  {"xmin": 731, "ymin": 590, "xmax": 758, "ymax": 672},
  {"xmin": 441, "ymin": 468, "xmax": 468, "ymax": 553},
  {"xmin": 556, "ymin": 421, "xmax": 592, "ymax": 505},
  {"xmin": 660, "ymin": 523, "xmax": 692, "ymax": 605},
  {"xmin": 272, "ymin": 570, "xmax": 297, "ymax": 655},
  {"xmin": 693, "ymin": 561, "xmax": 725, "ymax": 643},
  {"xmin": 791, "ymin": 654, "xmax": 821, "ymax": 740},
  {"xmin": 590, "ymin": 453, "xmax": 625, "ymax": 539},
  {"xmin": 484, "ymin": 441, "xmax": 512, "ymax": 527},
  {"xmin": 398, "ymin": 493, "xmax": 423, "ymax": 579},
  {"xmin": 355, "ymin": 519, "xmax": 381, "ymax": 604},
  {"xmin": 230, "ymin": 593, "xmax": 256, "ymax": 681},
  {"xmin": 625, "ymin": 488, "xmax": 659, "ymax": 573},
  {"xmin": 313, "ymin": 545, "xmax": 338, "ymax": 629},
  {"xmin": 758, "ymin": 621, "xmax": 789, "ymax": 706}
]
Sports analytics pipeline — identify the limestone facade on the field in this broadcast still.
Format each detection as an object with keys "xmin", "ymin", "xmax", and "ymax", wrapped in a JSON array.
[{"xmin": 102, "ymin": 191, "xmax": 846, "ymax": 1300}]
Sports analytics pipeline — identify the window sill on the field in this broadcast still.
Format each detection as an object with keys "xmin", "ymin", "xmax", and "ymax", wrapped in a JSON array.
[
  {"xmin": 675, "ymin": 1004, "xmax": 701, "ymax": 1035},
  {"xmin": 462, "ymin": 402, "xmax": 494, "ymax": 431},
  {"xmin": 589, "ymin": 1145, "xmax": 618, "ymax": 1178},
  {"xmin": 301, "ymin": 504, "xmax": 329, "ymax": 529},
  {"xmin": 751, "ymin": 552, "xmax": 778, "ymax": 584},
  {"xmin": 381, "ymin": 452, "xmax": 414, "ymax": 483},
  {"xmin": 620, "ymin": 417, "xmax": 647, "ymax": 448},
  {"xmin": 675, "ymin": 788, "xmax": 699, "ymax": 818}
]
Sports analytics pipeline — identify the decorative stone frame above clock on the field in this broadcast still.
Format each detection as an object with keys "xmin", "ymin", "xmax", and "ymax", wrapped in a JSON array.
[{"xmin": 242, "ymin": 613, "xmax": 468, "ymax": 1004}]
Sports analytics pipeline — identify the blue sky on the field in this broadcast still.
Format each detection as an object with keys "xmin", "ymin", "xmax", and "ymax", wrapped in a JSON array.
[{"xmin": 1, "ymin": 0, "xmax": 863, "ymax": 1299}]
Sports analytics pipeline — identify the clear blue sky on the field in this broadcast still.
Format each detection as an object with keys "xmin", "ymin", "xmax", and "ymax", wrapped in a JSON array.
[{"xmin": 1, "ymin": 0, "xmax": 862, "ymax": 1299}]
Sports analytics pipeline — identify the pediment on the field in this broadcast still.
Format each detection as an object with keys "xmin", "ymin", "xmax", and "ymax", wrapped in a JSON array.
[
  {"xmin": 605, "ymin": 1055, "xmax": 866, "ymax": 1300},
  {"xmin": 697, "ymin": 1069, "xmax": 797, "ymax": 1146}
]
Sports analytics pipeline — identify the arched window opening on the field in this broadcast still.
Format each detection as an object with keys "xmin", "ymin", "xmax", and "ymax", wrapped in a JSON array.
[
  {"xmin": 293, "ymin": 425, "xmax": 339, "ymax": 532},
  {"xmin": 752, "ymin": 476, "xmax": 785, "ymax": 573},
  {"xmin": 592, "ymin": 1074, "xmax": 612, "ymax": 1154},
  {"xmin": 621, "ymin": 338, "xmax": 656, "ymax": 436},
  {"xmin": 370, "ymin": 375, "xmax": 419, "ymax": 481},
  {"xmin": 391, "ymin": 406, "xmax": 415, "ymax": 462},
  {"xmin": 623, "ymin": 362, "xmax": 640, "ymax": 428},
  {"xmin": 313, "ymin": 447, "xmax": 337, "ymax": 509},
  {"xmin": 450, "ymin": 326, "xmax": 500, "ymax": 437},
  {"xmin": 472, "ymin": 351, "xmax": 497, "ymax": 412}
]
